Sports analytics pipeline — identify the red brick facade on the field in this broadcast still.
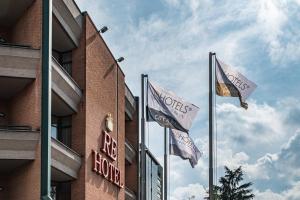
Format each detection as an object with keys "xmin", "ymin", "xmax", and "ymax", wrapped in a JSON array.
[{"xmin": 0, "ymin": 0, "xmax": 139, "ymax": 199}]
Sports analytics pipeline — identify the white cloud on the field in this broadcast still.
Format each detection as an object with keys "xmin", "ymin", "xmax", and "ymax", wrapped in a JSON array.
[
  {"xmin": 242, "ymin": 130, "xmax": 300, "ymax": 192},
  {"xmin": 217, "ymin": 148, "xmax": 250, "ymax": 169},
  {"xmin": 216, "ymin": 101, "xmax": 289, "ymax": 155},
  {"xmin": 255, "ymin": 182, "xmax": 300, "ymax": 200},
  {"xmin": 209, "ymin": 100, "xmax": 300, "ymax": 194},
  {"xmin": 255, "ymin": 189, "xmax": 284, "ymax": 200},
  {"xmin": 257, "ymin": 0, "xmax": 287, "ymax": 43},
  {"xmin": 170, "ymin": 183, "xmax": 207, "ymax": 200},
  {"xmin": 255, "ymin": 0, "xmax": 300, "ymax": 65},
  {"xmin": 283, "ymin": 182, "xmax": 300, "ymax": 200},
  {"xmin": 74, "ymin": 0, "xmax": 300, "ymax": 198}
]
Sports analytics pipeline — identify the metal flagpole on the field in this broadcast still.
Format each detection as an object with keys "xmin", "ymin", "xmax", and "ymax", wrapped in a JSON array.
[
  {"xmin": 41, "ymin": 0, "xmax": 52, "ymax": 199},
  {"xmin": 164, "ymin": 127, "xmax": 168, "ymax": 200},
  {"xmin": 140, "ymin": 74, "xmax": 148, "ymax": 200},
  {"xmin": 209, "ymin": 52, "xmax": 215, "ymax": 200}
]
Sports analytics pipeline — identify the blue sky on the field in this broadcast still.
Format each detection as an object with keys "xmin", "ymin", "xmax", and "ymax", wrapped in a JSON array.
[{"xmin": 76, "ymin": 0, "xmax": 300, "ymax": 199}]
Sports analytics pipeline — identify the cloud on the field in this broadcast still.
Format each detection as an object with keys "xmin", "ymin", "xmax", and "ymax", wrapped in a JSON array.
[
  {"xmin": 255, "ymin": 182, "xmax": 300, "ymax": 200},
  {"xmin": 74, "ymin": 0, "xmax": 300, "ymax": 198},
  {"xmin": 216, "ymin": 101, "xmax": 289, "ymax": 156},
  {"xmin": 279, "ymin": 97, "xmax": 300, "ymax": 127},
  {"xmin": 242, "ymin": 130, "xmax": 300, "ymax": 192},
  {"xmin": 255, "ymin": 189, "xmax": 284, "ymax": 200},
  {"xmin": 283, "ymin": 182, "xmax": 300, "ymax": 200},
  {"xmin": 255, "ymin": 0, "xmax": 300, "ymax": 66},
  {"xmin": 170, "ymin": 183, "xmax": 207, "ymax": 200},
  {"xmin": 211, "ymin": 100, "xmax": 300, "ymax": 193}
]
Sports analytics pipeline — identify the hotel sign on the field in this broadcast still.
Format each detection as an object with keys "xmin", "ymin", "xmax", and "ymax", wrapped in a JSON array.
[{"xmin": 92, "ymin": 114, "xmax": 124, "ymax": 188}]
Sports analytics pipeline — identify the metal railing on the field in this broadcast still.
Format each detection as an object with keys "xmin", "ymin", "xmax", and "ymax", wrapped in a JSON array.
[{"xmin": 52, "ymin": 56, "xmax": 81, "ymax": 90}]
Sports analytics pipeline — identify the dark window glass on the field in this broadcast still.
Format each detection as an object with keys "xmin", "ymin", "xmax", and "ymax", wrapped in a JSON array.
[
  {"xmin": 51, "ymin": 182, "xmax": 71, "ymax": 200},
  {"xmin": 51, "ymin": 116, "xmax": 72, "ymax": 147},
  {"xmin": 145, "ymin": 152, "xmax": 163, "ymax": 200},
  {"xmin": 51, "ymin": 117, "xmax": 58, "ymax": 139},
  {"xmin": 50, "ymin": 185, "xmax": 57, "ymax": 200},
  {"xmin": 52, "ymin": 50, "xmax": 72, "ymax": 76},
  {"xmin": 61, "ymin": 52, "xmax": 72, "ymax": 75}
]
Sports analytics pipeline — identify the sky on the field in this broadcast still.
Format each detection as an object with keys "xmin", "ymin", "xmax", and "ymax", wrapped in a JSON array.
[{"xmin": 75, "ymin": 0, "xmax": 300, "ymax": 199}]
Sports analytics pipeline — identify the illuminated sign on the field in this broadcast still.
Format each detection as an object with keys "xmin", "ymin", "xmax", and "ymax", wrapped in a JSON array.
[{"xmin": 92, "ymin": 114, "xmax": 123, "ymax": 188}]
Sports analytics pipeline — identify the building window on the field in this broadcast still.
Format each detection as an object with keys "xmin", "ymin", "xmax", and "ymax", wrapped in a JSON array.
[
  {"xmin": 51, "ymin": 182, "xmax": 71, "ymax": 200},
  {"xmin": 60, "ymin": 52, "xmax": 72, "ymax": 75},
  {"xmin": 51, "ymin": 116, "xmax": 72, "ymax": 147},
  {"xmin": 50, "ymin": 185, "xmax": 57, "ymax": 200},
  {"xmin": 52, "ymin": 50, "xmax": 72, "ymax": 76},
  {"xmin": 146, "ymin": 151, "xmax": 163, "ymax": 200}
]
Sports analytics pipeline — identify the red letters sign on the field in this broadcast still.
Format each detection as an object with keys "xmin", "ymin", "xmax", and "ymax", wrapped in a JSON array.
[{"xmin": 92, "ymin": 131, "xmax": 124, "ymax": 188}]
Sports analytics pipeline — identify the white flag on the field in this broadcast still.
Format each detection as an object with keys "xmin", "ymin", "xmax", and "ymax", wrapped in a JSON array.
[
  {"xmin": 147, "ymin": 81, "xmax": 199, "ymax": 132},
  {"xmin": 169, "ymin": 129, "xmax": 202, "ymax": 168},
  {"xmin": 216, "ymin": 58, "xmax": 257, "ymax": 109}
]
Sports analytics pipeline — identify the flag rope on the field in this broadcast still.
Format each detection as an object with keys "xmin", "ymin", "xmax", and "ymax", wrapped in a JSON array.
[
  {"xmin": 147, "ymin": 119, "xmax": 150, "ymax": 149},
  {"xmin": 146, "ymin": 79, "xmax": 150, "ymax": 149},
  {"xmin": 169, "ymin": 144, "xmax": 170, "ymax": 200}
]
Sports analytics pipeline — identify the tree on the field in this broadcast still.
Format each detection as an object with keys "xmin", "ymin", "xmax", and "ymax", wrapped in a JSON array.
[
  {"xmin": 204, "ymin": 185, "xmax": 220, "ymax": 200},
  {"xmin": 205, "ymin": 166, "xmax": 255, "ymax": 200}
]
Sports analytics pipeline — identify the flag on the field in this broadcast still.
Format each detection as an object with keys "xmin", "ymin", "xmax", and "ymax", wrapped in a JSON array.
[
  {"xmin": 147, "ymin": 81, "xmax": 199, "ymax": 132},
  {"xmin": 169, "ymin": 129, "xmax": 202, "ymax": 168},
  {"xmin": 215, "ymin": 58, "xmax": 257, "ymax": 109}
]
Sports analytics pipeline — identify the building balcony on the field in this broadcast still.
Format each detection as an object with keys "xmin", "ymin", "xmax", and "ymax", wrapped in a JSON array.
[
  {"xmin": 125, "ymin": 84, "xmax": 136, "ymax": 121},
  {"xmin": 52, "ymin": 57, "xmax": 82, "ymax": 116},
  {"xmin": 125, "ymin": 187, "xmax": 136, "ymax": 200},
  {"xmin": 52, "ymin": 0, "xmax": 82, "ymax": 52},
  {"xmin": 0, "ymin": 44, "xmax": 39, "ymax": 99},
  {"xmin": 0, "ymin": 0, "xmax": 35, "ymax": 28},
  {"xmin": 125, "ymin": 139, "xmax": 136, "ymax": 165},
  {"xmin": 0, "ymin": 127, "xmax": 39, "ymax": 173},
  {"xmin": 51, "ymin": 138, "xmax": 81, "ymax": 181}
]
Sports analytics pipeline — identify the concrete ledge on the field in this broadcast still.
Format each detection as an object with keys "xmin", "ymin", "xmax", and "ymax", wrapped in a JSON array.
[
  {"xmin": 52, "ymin": 57, "xmax": 82, "ymax": 115},
  {"xmin": 125, "ymin": 85, "xmax": 136, "ymax": 120},
  {"xmin": 53, "ymin": 0, "xmax": 82, "ymax": 47},
  {"xmin": 0, "ymin": 130, "xmax": 39, "ymax": 160},
  {"xmin": 0, "ymin": 0, "xmax": 35, "ymax": 27},
  {"xmin": 51, "ymin": 138, "xmax": 81, "ymax": 181},
  {"xmin": 125, "ymin": 187, "xmax": 136, "ymax": 200},
  {"xmin": 125, "ymin": 139, "xmax": 136, "ymax": 165},
  {"xmin": 0, "ymin": 45, "xmax": 39, "ymax": 78}
]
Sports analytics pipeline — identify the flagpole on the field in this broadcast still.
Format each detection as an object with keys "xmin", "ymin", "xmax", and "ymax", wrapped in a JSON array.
[
  {"xmin": 140, "ymin": 74, "xmax": 148, "ymax": 200},
  {"xmin": 164, "ymin": 126, "xmax": 168, "ymax": 200},
  {"xmin": 209, "ymin": 52, "xmax": 215, "ymax": 200}
]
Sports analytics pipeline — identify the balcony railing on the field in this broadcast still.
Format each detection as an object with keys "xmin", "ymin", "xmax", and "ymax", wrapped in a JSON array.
[
  {"xmin": 125, "ymin": 138, "xmax": 136, "ymax": 165},
  {"xmin": 0, "ymin": 127, "xmax": 39, "ymax": 173},
  {"xmin": 52, "ymin": 0, "xmax": 82, "ymax": 49},
  {"xmin": 0, "ymin": 44, "xmax": 39, "ymax": 99},
  {"xmin": 125, "ymin": 84, "xmax": 136, "ymax": 120},
  {"xmin": 125, "ymin": 187, "xmax": 136, "ymax": 200},
  {"xmin": 0, "ymin": 44, "xmax": 39, "ymax": 78},
  {"xmin": 52, "ymin": 57, "xmax": 82, "ymax": 116},
  {"xmin": 51, "ymin": 138, "xmax": 81, "ymax": 181}
]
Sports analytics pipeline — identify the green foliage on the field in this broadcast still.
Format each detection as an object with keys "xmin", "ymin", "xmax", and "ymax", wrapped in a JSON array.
[{"xmin": 205, "ymin": 166, "xmax": 255, "ymax": 200}]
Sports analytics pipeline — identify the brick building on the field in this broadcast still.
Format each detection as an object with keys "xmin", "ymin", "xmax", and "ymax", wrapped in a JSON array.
[{"xmin": 0, "ymin": 0, "xmax": 140, "ymax": 199}]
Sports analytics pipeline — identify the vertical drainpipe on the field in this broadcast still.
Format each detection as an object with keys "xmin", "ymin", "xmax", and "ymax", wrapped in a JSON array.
[{"xmin": 41, "ymin": 0, "xmax": 52, "ymax": 199}]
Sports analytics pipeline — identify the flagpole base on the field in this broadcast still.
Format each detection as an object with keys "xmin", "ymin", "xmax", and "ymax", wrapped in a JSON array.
[{"xmin": 41, "ymin": 195, "xmax": 52, "ymax": 200}]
